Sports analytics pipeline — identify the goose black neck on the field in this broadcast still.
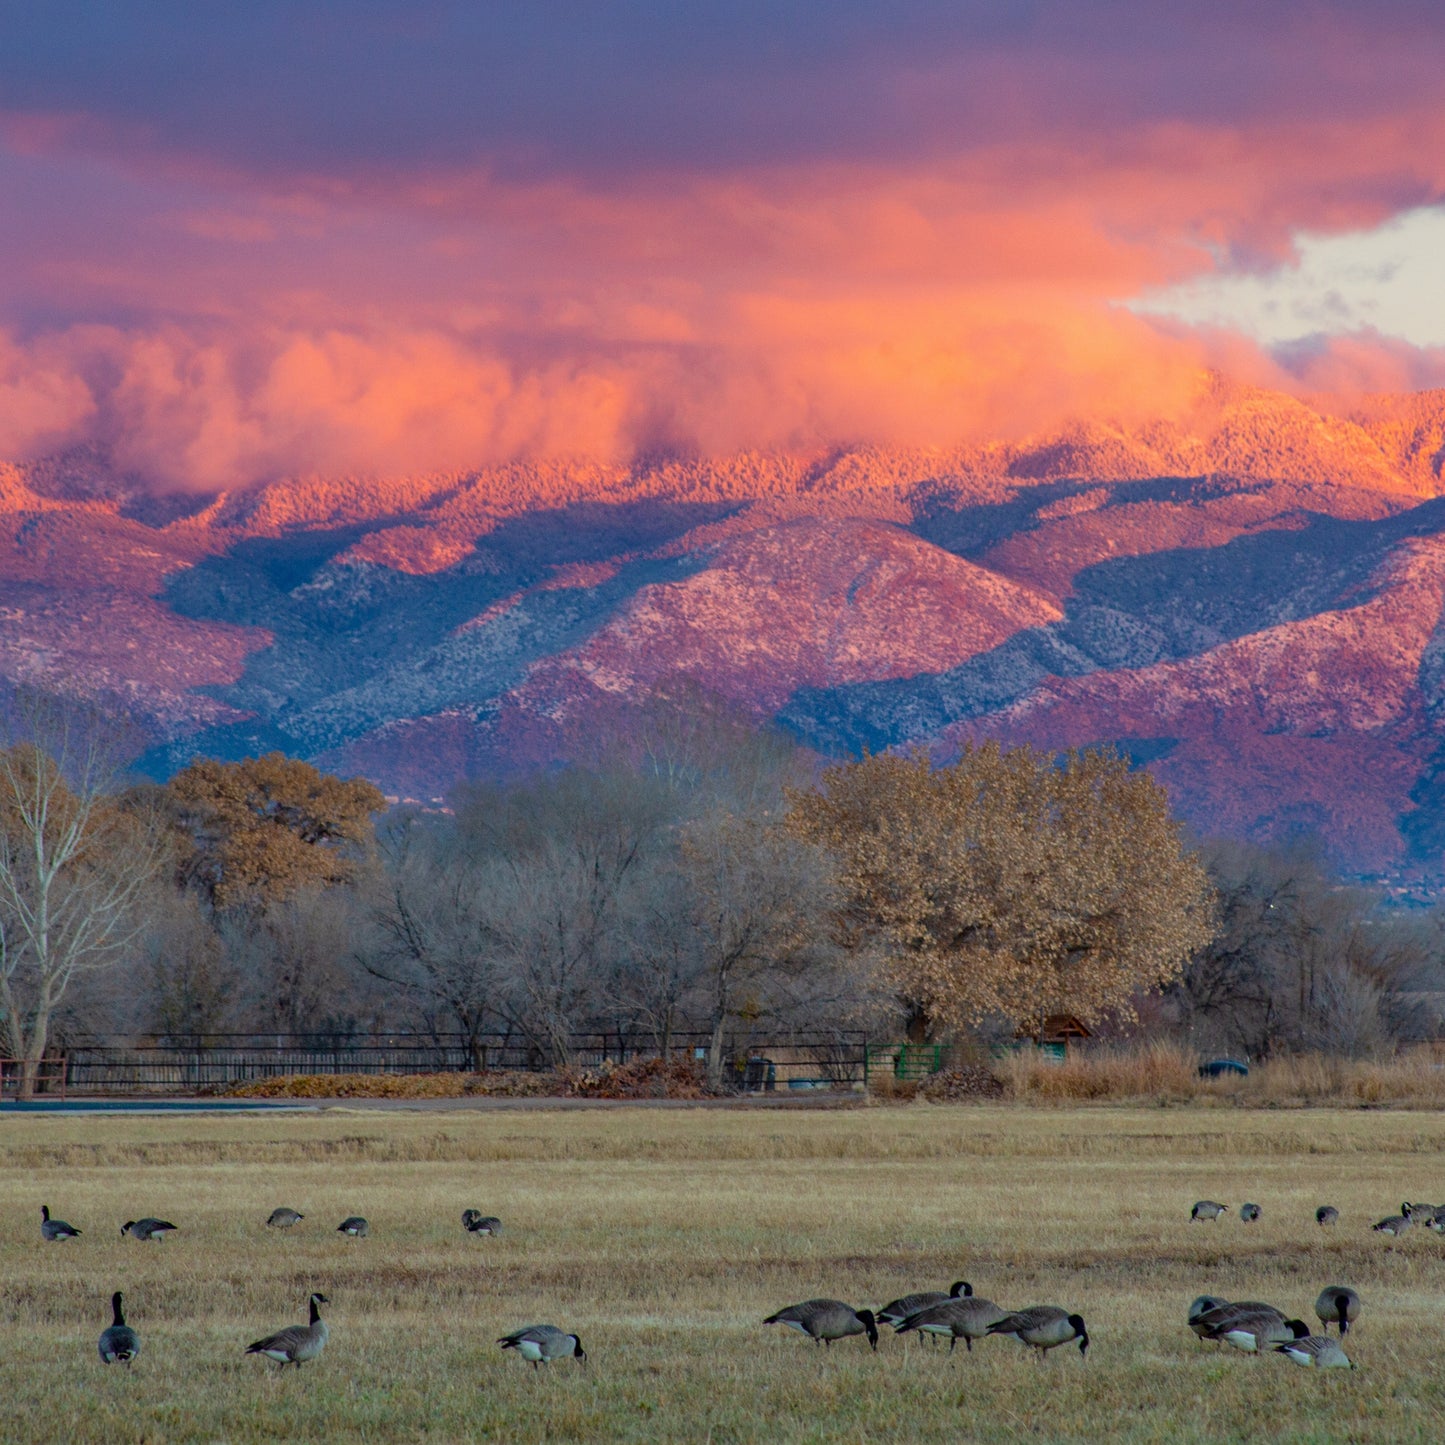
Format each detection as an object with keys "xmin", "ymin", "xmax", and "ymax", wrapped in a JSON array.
[
  {"xmin": 111, "ymin": 1293, "xmax": 125, "ymax": 1326},
  {"xmin": 309, "ymin": 1297, "xmax": 322, "ymax": 1324}
]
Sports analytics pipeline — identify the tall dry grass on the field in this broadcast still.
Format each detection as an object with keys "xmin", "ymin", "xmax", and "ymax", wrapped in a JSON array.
[{"xmin": 999, "ymin": 1043, "xmax": 1445, "ymax": 1108}]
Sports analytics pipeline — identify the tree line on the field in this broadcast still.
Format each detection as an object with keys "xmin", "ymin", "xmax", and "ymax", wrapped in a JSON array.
[{"xmin": 2, "ymin": 689, "xmax": 1441, "ymax": 1096}]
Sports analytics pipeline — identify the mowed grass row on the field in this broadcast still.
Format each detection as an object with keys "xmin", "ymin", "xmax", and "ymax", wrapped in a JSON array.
[{"xmin": 3, "ymin": 1106, "xmax": 1445, "ymax": 1443}]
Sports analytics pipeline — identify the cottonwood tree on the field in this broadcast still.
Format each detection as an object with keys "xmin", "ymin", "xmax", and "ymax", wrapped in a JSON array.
[
  {"xmin": 0, "ymin": 700, "xmax": 161, "ymax": 1096},
  {"xmin": 787, "ymin": 744, "xmax": 1215, "ymax": 1043},
  {"xmin": 168, "ymin": 753, "xmax": 386, "ymax": 908}
]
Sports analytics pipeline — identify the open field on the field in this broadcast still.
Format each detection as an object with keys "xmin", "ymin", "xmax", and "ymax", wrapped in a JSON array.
[{"xmin": 3, "ymin": 1105, "xmax": 1445, "ymax": 1443}]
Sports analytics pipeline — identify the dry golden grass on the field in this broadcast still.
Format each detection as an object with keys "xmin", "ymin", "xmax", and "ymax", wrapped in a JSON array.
[
  {"xmin": 1001, "ymin": 1044, "xmax": 1445, "ymax": 1108},
  {"xmin": 3, "ymin": 1104, "xmax": 1445, "ymax": 1442}
]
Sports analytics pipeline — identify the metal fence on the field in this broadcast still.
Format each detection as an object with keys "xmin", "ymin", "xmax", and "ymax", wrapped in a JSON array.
[{"xmin": 52, "ymin": 1030, "xmax": 872, "ymax": 1095}]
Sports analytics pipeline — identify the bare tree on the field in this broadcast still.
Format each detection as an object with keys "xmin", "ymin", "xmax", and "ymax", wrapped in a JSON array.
[
  {"xmin": 0, "ymin": 695, "xmax": 161, "ymax": 1096},
  {"xmin": 680, "ymin": 809, "xmax": 842, "ymax": 1088},
  {"xmin": 365, "ymin": 813, "xmax": 509, "ymax": 1070}
]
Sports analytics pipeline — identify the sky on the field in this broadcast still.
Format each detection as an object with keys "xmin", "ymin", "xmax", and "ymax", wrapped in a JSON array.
[{"xmin": 1, "ymin": 1, "xmax": 1444, "ymax": 489}]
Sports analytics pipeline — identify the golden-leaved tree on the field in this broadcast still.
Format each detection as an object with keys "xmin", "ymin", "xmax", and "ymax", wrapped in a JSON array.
[
  {"xmin": 787, "ymin": 744, "xmax": 1216, "ymax": 1042},
  {"xmin": 168, "ymin": 754, "xmax": 387, "ymax": 908}
]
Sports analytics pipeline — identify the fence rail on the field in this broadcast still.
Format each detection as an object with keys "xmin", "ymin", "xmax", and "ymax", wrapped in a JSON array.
[{"xmin": 49, "ymin": 1031, "xmax": 872, "ymax": 1095}]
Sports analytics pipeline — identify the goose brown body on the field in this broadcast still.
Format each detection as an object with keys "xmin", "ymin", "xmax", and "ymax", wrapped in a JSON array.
[
  {"xmin": 245, "ymin": 1293, "xmax": 330, "ymax": 1367},
  {"xmin": 1314, "ymin": 1286, "xmax": 1361, "ymax": 1335},
  {"xmin": 763, "ymin": 1299, "xmax": 878, "ymax": 1349},
  {"xmin": 986, "ymin": 1306, "xmax": 1089, "ymax": 1358},
  {"xmin": 896, "ymin": 1295, "xmax": 1009, "ymax": 1351}
]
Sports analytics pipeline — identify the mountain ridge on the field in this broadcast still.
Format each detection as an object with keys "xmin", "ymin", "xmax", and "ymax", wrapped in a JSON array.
[{"xmin": 5, "ymin": 377, "xmax": 1445, "ymax": 879}]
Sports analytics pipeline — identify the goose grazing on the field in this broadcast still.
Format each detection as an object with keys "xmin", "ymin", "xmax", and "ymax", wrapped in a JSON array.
[
  {"xmin": 245, "ymin": 1293, "xmax": 330, "ymax": 1368},
  {"xmin": 1316, "ymin": 1206, "xmax": 1339, "ymax": 1227},
  {"xmin": 1372, "ymin": 1209, "xmax": 1413, "ymax": 1237},
  {"xmin": 763, "ymin": 1300, "xmax": 879, "ymax": 1350},
  {"xmin": 40, "ymin": 1205, "xmax": 81, "ymax": 1242},
  {"xmin": 1239, "ymin": 1203, "xmax": 1262, "ymax": 1223},
  {"xmin": 98, "ymin": 1291, "xmax": 140, "ymax": 1366},
  {"xmin": 461, "ymin": 1210, "xmax": 502, "ymax": 1235},
  {"xmin": 497, "ymin": 1324, "xmax": 586, "ymax": 1369},
  {"xmin": 337, "ymin": 1217, "xmax": 369, "ymax": 1237},
  {"xmin": 1276, "ymin": 1334, "xmax": 1355, "ymax": 1369},
  {"xmin": 1187, "ymin": 1295, "xmax": 1232, "ymax": 1342},
  {"xmin": 266, "ymin": 1207, "xmax": 304, "ymax": 1229},
  {"xmin": 1191, "ymin": 1201, "xmax": 1229, "ymax": 1222},
  {"xmin": 1314, "ymin": 1286, "xmax": 1360, "ymax": 1335},
  {"xmin": 121, "ymin": 1217, "xmax": 177, "ymax": 1242},
  {"xmin": 877, "ymin": 1280, "xmax": 972, "ymax": 1329},
  {"xmin": 895, "ymin": 1294, "xmax": 1009, "ymax": 1352},
  {"xmin": 986, "ymin": 1306, "xmax": 1089, "ymax": 1359},
  {"xmin": 1213, "ymin": 1314, "xmax": 1310, "ymax": 1354}
]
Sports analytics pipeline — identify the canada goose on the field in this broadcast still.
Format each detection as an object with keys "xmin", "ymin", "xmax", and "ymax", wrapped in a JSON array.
[
  {"xmin": 462, "ymin": 1210, "xmax": 502, "ymax": 1235},
  {"xmin": 121, "ymin": 1218, "xmax": 177, "ymax": 1242},
  {"xmin": 98, "ymin": 1291, "xmax": 139, "ymax": 1366},
  {"xmin": 497, "ymin": 1324, "xmax": 586, "ymax": 1368},
  {"xmin": 1191, "ymin": 1302, "xmax": 1285, "ymax": 1347},
  {"xmin": 1314, "ymin": 1286, "xmax": 1361, "ymax": 1335},
  {"xmin": 245, "ymin": 1293, "xmax": 330, "ymax": 1368},
  {"xmin": 266, "ymin": 1207, "xmax": 304, "ymax": 1229},
  {"xmin": 763, "ymin": 1300, "xmax": 879, "ymax": 1350},
  {"xmin": 877, "ymin": 1280, "xmax": 972, "ymax": 1329},
  {"xmin": 985, "ymin": 1306, "xmax": 1089, "ymax": 1359},
  {"xmin": 1426, "ymin": 1212, "xmax": 1445, "ymax": 1235},
  {"xmin": 1191, "ymin": 1201, "xmax": 1229, "ymax": 1222},
  {"xmin": 337, "ymin": 1217, "xmax": 369, "ymax": 1237},
  {"xmin": 1372, "ymin": 1210, "xmax": 1413, "ymax": 1237},
  {"xmin": 1316, "ymin": 1206, "xmax": 1339, "ymax": 1227},
  {"xmin": 40, "ymin": 1205, "xmax": 81, "ymax": 1241},
  {"xmin": 1240, "ymin": 1203, "xmax": 1262, "ymax": 1223},
  {"xmin": 895, "ymin": 1294, "xmax": 1009, "ymax": 1352},
  {"xmin": 1212, "ymin": 1315, "xmax": 1310, "ymax": 1353},
  {"xmin": 1276, "ymin": 1334, "xmax": 1355, "ymax": 1368},
  {"xmin": 1187, "ymin": 1295, "xmax": 1231, "ymax": 1342}
]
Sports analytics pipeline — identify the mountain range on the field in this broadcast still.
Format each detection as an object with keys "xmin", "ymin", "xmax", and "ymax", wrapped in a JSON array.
[{"xmin": 5, "ymin": 374, "xmax": 1445, "ymax": 884}]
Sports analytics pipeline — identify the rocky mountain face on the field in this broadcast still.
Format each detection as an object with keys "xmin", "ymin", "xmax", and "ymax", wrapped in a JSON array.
[{"xmin": 4, "ymin": 377, "xmax": 1445, "ymax": 880}]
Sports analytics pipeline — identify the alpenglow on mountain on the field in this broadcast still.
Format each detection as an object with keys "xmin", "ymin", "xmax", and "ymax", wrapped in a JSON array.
[{"xmin": 5, "ymin": 376, "xmax": 1445, "ymax": 880}]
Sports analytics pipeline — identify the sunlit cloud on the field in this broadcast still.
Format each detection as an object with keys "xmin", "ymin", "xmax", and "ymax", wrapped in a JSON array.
[{"xmin": 1, "ymin": 5, "xmax": 1444, "ymax": 487}]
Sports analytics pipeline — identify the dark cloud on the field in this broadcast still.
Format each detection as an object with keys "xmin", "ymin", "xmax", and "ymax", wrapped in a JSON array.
[{"xmin": 3, "ymin": 2, "xmax": 1444, "ymax": 180}]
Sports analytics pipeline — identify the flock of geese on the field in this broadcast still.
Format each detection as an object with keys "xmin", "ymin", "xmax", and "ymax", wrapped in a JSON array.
[
  {"xmin": 39, "ymin": 1191, "xmax": 1402, "ymax": 1377},
  {"xmin": 1189, "ymin": 1196, "xmax": 1445, "ymax": 1235},
  {"xmin": 36, "ymin": 1202, "xmax": 556, "ymax": 1371}
]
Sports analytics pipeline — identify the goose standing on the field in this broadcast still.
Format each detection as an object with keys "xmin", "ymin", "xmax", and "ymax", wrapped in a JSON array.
[
  {"xmin": 41, "ymin": 1205, "xmax": 81, "ymax": 1241},
  {"xmin": 497, "ymin": 1324, "xmax": 586, "ymax": 1369},
  {"xmin": 266, "ymin": 1207, "xmax": 304, "ymax": 1229},
  {"xmin": 98, "ymin": 1291, "xmax": 140, "ymax": 1366},
  {"xmin": 763, "ymin": 1300, "xmax": 879, "ymax": 1350},
  {"xmin": 877, "ymin": 1280, "xmax": 972, "ymax": 1329},
  {"xmin": 1315, "ymin": 1206, "xmax": 1339, "ymax": 1227},
  {"xmin": 245, "ymin": 1293, "xmax": 330, "ymax": 1368},
  {"xmin": 1277, "ymin": 1334, "xmax": 1354, "ymax": 1368},
  {"xmin": 1314, "ymin": 1286, "xmax": 1360, "ymax": 1335},
  {"xmin": 985, "ymin": 1306, "xmax": 1089, "ymax": 1359},
  {"xmin": 1191, "ymin": 1201, "xmax": 1229, "ymax": 1222},
  {"xmin": 462, "ymin": 1210, "xmax": 502, "ymax": 1235},
  {"xmin": 894, "ymin": 1294, "xmax": 1009, "ymax": 1352},
  {"xmin": 1372, "ymin": 1208, "xmax": 1413, "ymax": 1237},
  {"xmin": 337, "ymin": 1217, "xmax": 369, "ymax": 1237},
  {"xmin": 121, "ymin": 1218, "xmax": 177, "ymax": 1241}
]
